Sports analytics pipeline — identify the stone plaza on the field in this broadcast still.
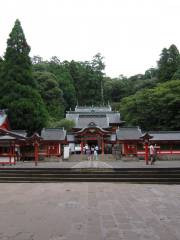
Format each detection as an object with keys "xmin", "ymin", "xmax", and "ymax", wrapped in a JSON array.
[{"xmin": 0, "ymin": 182, "xmax": 180, "ymax": 240}]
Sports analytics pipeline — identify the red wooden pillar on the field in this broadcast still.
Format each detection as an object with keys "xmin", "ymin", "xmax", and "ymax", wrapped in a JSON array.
[
  {"xmin": 81, "ymin": 140, "xmax": 83, "ymax": 154},
  {"xmin": 145, "ymin": 142, "xmax": 149, "ymax": 165},
  {"xmin": 34, "ymin": 142, "xmax": 39, "ymax": 166}
]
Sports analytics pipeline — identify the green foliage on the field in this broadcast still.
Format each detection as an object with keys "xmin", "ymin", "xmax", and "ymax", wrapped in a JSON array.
[
  {"xmin": 172, "ymin": 68, "xmax": 180, "ymax": 80},
  {"xmin": 157, "ymin": 44, "xmax": 180, "ymax": 82},
  {"xmin": 48, "ymin": 118, "xmax": 75, "ymax": 131},
  {"xmin": 104, "ymin": 74, "xmax": 157, "ymax": 104},
  {"xmin": 2, "ymin": 19, "xmax": 35, "ymax": 87},
  {"xmin": 120, "ymin": 80, "xmax": 180, "ymax": 130},
  {"xmin": 33, "ymin": 71, "xmax": 65, "ymax": 120},
  {"xmin": 0, "ymin": 83, "xmax": 48, "ymax": 133},
  {"xmin": 0, "ymin": 19, "xmax": 48, "ymax": 133},
  {"xmin": 33, "ymin": 59, "xmax": 76, "ymax": 110},
  {"xmin": 33, "ymin": 54, "xmax": 105, "ymax": 107},
  {"xmin": 69, "ymin": 54, "xmax": 105, "ymax": 105}
]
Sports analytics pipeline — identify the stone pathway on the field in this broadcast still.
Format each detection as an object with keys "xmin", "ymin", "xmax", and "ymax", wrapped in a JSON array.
[
  {"xmin": 0, "ymin": 183, "xmax": 180, "ymax": 240},
  {"xmin": 72, "ymin": 160, "xmax": 113, "ymax": 168},
  {"xmin": 1, "ymin": 160, "xmax": 180, "ymax": 169}
]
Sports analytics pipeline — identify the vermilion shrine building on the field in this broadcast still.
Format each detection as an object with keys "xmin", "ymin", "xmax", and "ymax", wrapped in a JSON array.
[{"xmin": 0, "ymin": 106, "xmax": 180, "ymax": 165}]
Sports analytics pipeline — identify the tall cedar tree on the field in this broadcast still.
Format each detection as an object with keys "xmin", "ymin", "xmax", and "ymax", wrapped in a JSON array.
[{"xmin": 0, "ymin": 19, "xmax": 48, "ymax": 133}]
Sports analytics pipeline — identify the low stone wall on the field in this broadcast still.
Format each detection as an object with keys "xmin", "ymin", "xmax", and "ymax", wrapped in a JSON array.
[
  {"xmin": 157, "ymin": 154, "xmax": 180, "ymax": 161},
  {"xmin": 43, "ymin": 156, "xmax": 62, "ymax": 162}
]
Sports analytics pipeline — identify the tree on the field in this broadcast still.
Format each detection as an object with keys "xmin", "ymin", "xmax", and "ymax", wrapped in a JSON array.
[
  {"xmin": 0, "ymin": 83, "xmax": 48, "ymax": 133},
  {"xmin": 48, "ymin": 118, "xmax": 75, "ymax": 131},
  {"xmin": 34, "ymin": 71, "xmax": 65, "ymax": 120},
  {"xmin": 120, "ymin": 80, "xmax": 180, "ymax": 130},
  {"xmin": 0, "ymin": 19, "xmax": 48, "ymax": 133},
  {"xmin": 157, "ymin": 44, "xmax": 180, "ymax": 82},
  {"xmin": 31, "ymin": 55, "xmax": 43, "ymax": 64},
  {"xmin": 91, "ymin": 53, "xmax": 105, "ymax": 104},
  {"xmin": 2, "ymin": 19, "xmax": 35, "ymax": 87}
]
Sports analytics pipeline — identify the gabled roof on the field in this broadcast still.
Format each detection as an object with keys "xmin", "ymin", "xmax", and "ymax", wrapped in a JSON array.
[
  {"xmin": 149, "ymin": 131, "xmax": 180, "ymax": 141},
  {"xmin": 41, "ymin": 128, "xmax": 66, "ymax": 141},
  {"xmin": 76, "ymin": 115, "xmax": 109, "ymax": 128},
  {"xmin": 11, "ymin": 130, "xmax": 27, "ymax": 137},
  {"xmin": 74, "ymin": 106, "xmax": 112, "ymax": 112},
  {"xmin": 107, "ymin": 113, "xmax": 122, "ymax": 124},
  {"xmin": 0, "ymin": 128, "xmax": 27, "ymax": 141},
  {"xmin": 75, "ymin": 125, "xmax": 110, "ymax": 135},
  {"xmin": 66, "ymin": 105, "xmax": 123, "ymax": 129},
  {"xmin": 116, "ymin": 127, "xmax": 142, "ymax": 140}
]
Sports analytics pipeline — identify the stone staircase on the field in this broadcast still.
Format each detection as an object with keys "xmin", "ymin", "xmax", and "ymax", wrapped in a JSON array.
[{"xmin": 0, "ymin": 167, "xmax": 180, "ymax": 183}]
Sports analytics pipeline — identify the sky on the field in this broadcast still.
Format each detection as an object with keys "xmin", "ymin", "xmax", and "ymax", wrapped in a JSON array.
[{"xmin": 0, "ymin": 0, "xmax": 180, "ymax": 77}]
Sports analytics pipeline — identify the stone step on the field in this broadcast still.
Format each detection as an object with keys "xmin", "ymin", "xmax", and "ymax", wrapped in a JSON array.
[
  {"xmin": 0, "ymin": 177, "xmax": 180, "ymax": 183},
  {"xmin": 0, "ymin": 168, "xmax": 180, "ymax": 182}
]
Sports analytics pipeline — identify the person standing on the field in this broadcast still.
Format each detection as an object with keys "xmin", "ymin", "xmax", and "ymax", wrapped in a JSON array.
[
  {"xmin": 94, "ymin": 145, "xmax": 99, "ymax": 160},
  {"xmin": 86, "ymin": 147, "xmax": 91, "ymax": 161},
  {"xmin": 91, "ymin": 145, "xmax": 95, "ymax": 160},
  {"xmin": 149, "ymin": 144, "xmax": 155, "ymax": 165}
]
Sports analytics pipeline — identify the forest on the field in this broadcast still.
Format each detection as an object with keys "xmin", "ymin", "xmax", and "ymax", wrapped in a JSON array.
[{"xmin": 0, "ymin": 19, "xmax": 180, "ymax": 133}]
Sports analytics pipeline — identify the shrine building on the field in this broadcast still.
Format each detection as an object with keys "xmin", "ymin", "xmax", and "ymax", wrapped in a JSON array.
[
  {"xmin": 66, "ymin": 105, "xmax": 124, "ymax": 154},
  {"xmin": 0, "ymin": 106, "xmax": 180, "ymax": 165}
]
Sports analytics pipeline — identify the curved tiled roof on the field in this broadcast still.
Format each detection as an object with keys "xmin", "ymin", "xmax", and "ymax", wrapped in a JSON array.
[
  {"xmin": 149, "ymin": 131, "xmax": 180, "ymax": 141},
  {"xmin": 41, "ymin": 128, "xmax": 66, "ymax": 141},
  {"xmin": 66, "ymin": 106, "xmax": 122, "ymax": 128},
  {"xmin": 76, "ymin": 115, "xmax": 108, "ymax": 128},
  {"xmin": 116, "ymin": 127, "xmax": 142, "ymax": 140}
]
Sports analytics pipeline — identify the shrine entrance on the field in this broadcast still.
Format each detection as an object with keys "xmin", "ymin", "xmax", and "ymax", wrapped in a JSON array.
[
  {"xmin": 87, "ymin": 140, "xmax": 98, "ymax": 148},
  {"xmin": 74, "ymin": 126, "xmax": 112, "ymax": 157}
]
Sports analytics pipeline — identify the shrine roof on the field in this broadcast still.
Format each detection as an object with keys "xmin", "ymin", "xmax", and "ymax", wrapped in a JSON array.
[
  {"xmin": 76, "ymin": 115, "xmax": 109, "ymax": 128},
  {"xmin": 41, "ymin": 128, "xmax": 66, "ymax": 141},
  {"xmin": 0, "ymin": 128, "xmax": 27, "ymax": 141},
  {"xmin": 0, "ymin": 135, "xmax": 16, "ymax": 140},
  {"xmin": 116, "ymin": 127, "xmax": 142, "ymax": 140},
  {"xmin": 11, "ymin": 130, "xmax": 27, "ymax": 137},
  {"xmin": 66, "ymin": 109, "xmax": 122, "ymax": 128},
  {"xmin": 149, "ymin": 131, "xmax": 180, "ymax": 141},
  {"xmin": 74, "ymin": 106, "xmax": 112, "ymax": 112}
]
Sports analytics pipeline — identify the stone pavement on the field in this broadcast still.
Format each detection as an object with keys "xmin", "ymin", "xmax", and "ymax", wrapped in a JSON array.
[
  {"xmin": 1, "ymin": 160, "xmax": 180, "ymax": 168},
  {"xmin": 0, "ymin": 183, "xmax": 180, "ymax": 240}
]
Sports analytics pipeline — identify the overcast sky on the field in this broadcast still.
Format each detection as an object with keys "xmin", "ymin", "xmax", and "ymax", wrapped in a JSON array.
[{"xmin": 0, "ymin": 0, "xmax": 180, "ymax": 77}]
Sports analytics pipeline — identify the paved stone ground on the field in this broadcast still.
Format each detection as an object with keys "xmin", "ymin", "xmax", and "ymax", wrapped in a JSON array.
[
  {"xmin": 1, "ymin": 160, "xmax": 180, "ymax": 168},
  {"xmin": 0, "ymin": 183, "xmax": 180, "ymax": 240}
]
